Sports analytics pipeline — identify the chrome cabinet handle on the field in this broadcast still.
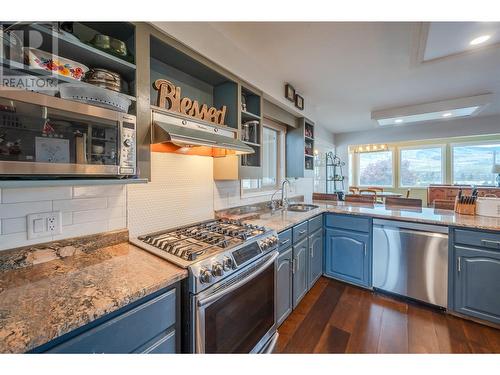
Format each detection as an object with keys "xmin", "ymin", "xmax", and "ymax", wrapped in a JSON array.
[
  {"xmin": 481, "ymin": 239, "xmax": 500, "ymax": 249},
  {"xmin": 280, "ymin": 239, "xmax": 290, "ymax": 246},
  {"xmin": 364, "ymin": 244, "xmax": 367, "ymax": 257},
  {"xmin": 310, "ymin": 245, "xmax": 314, "ymax": 259},
  {"xmin": 299, "ymin": 230, "xmax": 307, "ymax": 235},
  {"xmin": 292, "ymin": 258, "xmax": 296, "ymax": 274},
  {"xmin": 457, "ymin": 256, "xmax": 461, "ymax": 272}
]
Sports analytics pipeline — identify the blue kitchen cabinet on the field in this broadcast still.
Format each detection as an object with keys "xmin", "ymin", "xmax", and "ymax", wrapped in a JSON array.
[
  {"xmin": 451, "ymin": 228, "xmax": 500, "ymax": 325},
  {"xmin": 33, "ymin": 285, "xmax": 180, "ymax": 353},
  {"xmin": 324, "ymin": 214, "xmax": 372, "ymax": 288},
  {"xmin": 276, "ymin": 246, "xmax": 293, "ymax": 326},
  {"xmin": 324, "ymin": 228, "xmax": 371, "ymax": 288},
  {"xmin": 292, "ymin": 236, "xmax": 309, "ymax": 308},
  {"xmin": 308, "ymin": 228, "xmax": 323, "ymax": 290}
]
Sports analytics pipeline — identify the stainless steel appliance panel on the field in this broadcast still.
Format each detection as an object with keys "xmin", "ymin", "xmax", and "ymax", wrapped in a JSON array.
[
  {"xmin": 373, "ymin": 219, "xmax": 449, "ymax": 307},
  {"xmin": 192, "ymin": 251, "xmax": 278, "ymax": 353},
  {"xmin": 0, "ymin": 89, "xmax": 136, "ymax": 177}
]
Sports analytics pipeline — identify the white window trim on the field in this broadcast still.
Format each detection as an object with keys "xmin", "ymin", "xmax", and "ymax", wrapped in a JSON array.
[
  {"xmin": 356, "ymin": 148, "xmax": 396, "ymax": 188},
  {"xmin": 398, "ymin": 144, "xmax": 446, "ymax": 188},
  {"xmin": 240, "ymin": 119, "xmax": 286, "ymax": 197},
  {"xmin": 450, "ymin": 140, "xmax": 500, "ymax": 186}
]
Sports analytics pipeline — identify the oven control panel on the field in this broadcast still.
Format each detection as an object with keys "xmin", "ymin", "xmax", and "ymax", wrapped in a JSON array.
[{"xmin": 191, "ymin": 233, "xmax": 278, "ymax": 293}]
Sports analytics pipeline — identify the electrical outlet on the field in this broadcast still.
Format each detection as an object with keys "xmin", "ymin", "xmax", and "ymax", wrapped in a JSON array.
[{"xmin": 27, "ymin": 211, "xmax": 62, "ymax": 239}]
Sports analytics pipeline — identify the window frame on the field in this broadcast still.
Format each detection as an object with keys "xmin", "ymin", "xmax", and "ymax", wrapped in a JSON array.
[
  {"xmin": 240, "ymin": 119, "xmax": 286, "ymax": 197},
  {"xmin": 398, "ymin": 144, "xmax": 446, "ymax": 188},
  {"xmin": 450, "ymin": 140, "xmax": 500, "ymax": 186},
  {"xmin": 356, "ymin": 148, "xmax": 396, "ymax": 188}
]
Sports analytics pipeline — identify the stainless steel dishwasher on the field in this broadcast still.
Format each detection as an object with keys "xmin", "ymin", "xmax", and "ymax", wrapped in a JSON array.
[{"xmin": 372, "ymin": 219, "xmax": 449, "ymax": 308}]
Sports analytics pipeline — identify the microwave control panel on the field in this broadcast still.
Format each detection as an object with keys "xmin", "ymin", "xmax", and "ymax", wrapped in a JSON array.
[{"xmin": 120, "ymin": 120, "xmax": 136, "ymax": 175}]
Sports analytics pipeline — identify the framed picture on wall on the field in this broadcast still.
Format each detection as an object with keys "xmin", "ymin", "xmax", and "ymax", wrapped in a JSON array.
[
  {"xmin": 295, "ymin": 94, "xmax": 304, "ymax": 110},
  {"xmin": 285, "ymin": 84, "xmax": 295, "ymax": 102}
]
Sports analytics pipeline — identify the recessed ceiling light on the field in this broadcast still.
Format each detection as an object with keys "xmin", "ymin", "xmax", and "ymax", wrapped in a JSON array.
[
  {"xmin": 470, "ymin": 35, "xmax": 491, "ymax": 46},
  {"xmin": 394, "ymin": 119, "xmax": 403, "ymax": 123},
  {"xmin": 442, "ymin": 112, "xmax": 453, "ymax": 117}
]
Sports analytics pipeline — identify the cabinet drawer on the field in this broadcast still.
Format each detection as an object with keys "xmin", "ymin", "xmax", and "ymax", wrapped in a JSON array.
[
  {"xmin": 136, "ymin": 330, "xmax": 176, "ymax": 354},
  {"xmin": 325, "ymin": 213, "xmax": 370, "ymax": 233},
  {"xmin": 293, "ymin": 221, "xmax": 309, "ymax": 243},
  {"xmin": 308, "ymin": 215, "xmax": 323, "ymax": 234},
  {"xmin": 278, "ymin": 228, "xmax": 292, "ymax": 251},
  {"xmin": 454, "ymin": 229, "xmax": 500, "ymax": 250},
  {"xmin": 48, "ymin": 288, "xmax": 176, "ymax": 353}
]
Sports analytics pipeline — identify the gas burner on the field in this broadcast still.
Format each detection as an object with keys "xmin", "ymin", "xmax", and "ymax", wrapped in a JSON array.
[{"xmin": 135, "ymin": 219, "xmax": 269, "ymax": 266}]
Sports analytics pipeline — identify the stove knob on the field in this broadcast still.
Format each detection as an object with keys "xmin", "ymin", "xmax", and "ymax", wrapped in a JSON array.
[
  {"xmin": 199, "ymin": 268, "xmax": 213, "ymax": 284},
  {"xmin": 223, "ymin": 256, "xmax": 233, "ymax": 271},
  {"xmin": 123, "ymin": 138, "xmax": 132, "ymax": 147},
  {"xmin": 260, "ymin": 241, "xmax": 269, "ymax": 250},
  {"xmin": 211, "ymin": 262, "xmax": 224, "ymax": 277}
]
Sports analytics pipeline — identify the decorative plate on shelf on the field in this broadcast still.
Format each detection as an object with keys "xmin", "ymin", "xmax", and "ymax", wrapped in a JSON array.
[{"xmin": 25, "ymin": 48, "xmax": 89, "ymax": 81}]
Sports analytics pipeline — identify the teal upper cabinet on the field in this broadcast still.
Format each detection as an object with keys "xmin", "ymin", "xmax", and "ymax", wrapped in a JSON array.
[
  {"xmin": 451, "ymin": 228, "xmax": 500, "ymax": 325},
  {"xmin": 2, "ymin": 22, "xmax": 137, "ymax": 114},
  {"xmin": 286, "ymin": 117, "xmax": 314, "ymax": 178},
  {"xmin": 149, "ymin": 36, "xmax": 238, "ymax": 129}
]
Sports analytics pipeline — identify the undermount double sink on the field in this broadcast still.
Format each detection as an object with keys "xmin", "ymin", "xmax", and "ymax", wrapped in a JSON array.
[{"xmin": 285, "ymin": 204, "xmax": 319, "ymax": 212}]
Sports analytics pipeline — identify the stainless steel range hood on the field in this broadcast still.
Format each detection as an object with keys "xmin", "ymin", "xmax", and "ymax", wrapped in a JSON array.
[{"xmin": 151, "ymin": 109, "xmax": 254, "ymax": 156}]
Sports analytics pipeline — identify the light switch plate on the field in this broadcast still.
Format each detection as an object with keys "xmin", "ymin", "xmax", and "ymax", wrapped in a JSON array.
[{"xmin": 27, "ymin": 211, "xmax": 62, "ymax": 239}]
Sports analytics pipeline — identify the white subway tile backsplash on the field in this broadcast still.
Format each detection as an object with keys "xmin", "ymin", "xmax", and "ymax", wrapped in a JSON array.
[
  {"xmin": 51, "ymin": 220, "xmax": 110, "ymax": 241},
  {"xmin": 1, "ymin": 186, "xmax": 72, "ymax": 203},
  {"xmin": 73, "ymin": 206, "xmax": 124, "ymax": 224},
  {"xmin": 73, "ymin": 185, "xmax": 124, "ymax": 198},
  {"xmin": 53, "ymin": 197, "xmax": 107, "ymax": 212},
  {"xmin": 0, "ymin": 231, "xmax": 50, "ymax": 251},
  {"xmin": 107, "ymin": 194, "xmax": 126, "ymax": 208},
  {"xmin": 0, "ymin": 201, "xmax": 53, "ymax": 219},
  {"xmin": 0, "ymin": 184, "xmax": 127, "ymax": 251},
  {"xmin": 108, "ymin": 216, "xmax": 127, "ymax": 231},
  {"xmin": 1, "ymin": 217, "xmax": 26, "ymax": 235}
]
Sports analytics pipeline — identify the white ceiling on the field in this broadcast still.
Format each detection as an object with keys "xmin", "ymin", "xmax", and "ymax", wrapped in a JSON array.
[{"xmin": 154, "ymin": 22, "xmax": 500, "ymax": 134}]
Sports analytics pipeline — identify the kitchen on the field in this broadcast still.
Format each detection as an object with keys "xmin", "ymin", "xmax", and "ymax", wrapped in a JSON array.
[{"xmin": 1, "ymin": 3, "xmax": 500, "ymax": 373}]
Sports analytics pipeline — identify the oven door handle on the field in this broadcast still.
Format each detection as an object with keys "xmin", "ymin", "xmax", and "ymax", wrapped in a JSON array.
[{"xmin": 197, "ymin": 251, "xmax": 278, "ymax": 308}]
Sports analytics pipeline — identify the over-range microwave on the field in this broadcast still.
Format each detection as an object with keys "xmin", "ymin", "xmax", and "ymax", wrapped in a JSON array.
[{"xmin": 0, "ymin": 89, "xmax": 136, "ymax": 178}]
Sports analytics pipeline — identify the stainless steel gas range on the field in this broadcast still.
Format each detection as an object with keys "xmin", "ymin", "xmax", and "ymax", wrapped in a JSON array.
[{"xmin": 131, "ymin": 219, "xmax": 279, "ymax": 354}]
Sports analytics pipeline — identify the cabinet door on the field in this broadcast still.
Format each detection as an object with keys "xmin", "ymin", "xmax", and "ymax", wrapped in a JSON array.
[
  {"xmin": 454, "ymin": 246, "xmax": 500, "ymax": 324},
  {"xmin": 276, "ymin": 247, "xmax": 293, "ymax": 326},
  {"xmin": 324, "ymin": 228, "xmax": 370, "ymax": 287},
  {"xmin": 293, "ymin": 237, "xmax": 309, "ymax": 308},
  {"xmin": 308, "ymin": 229, "xmax": 323, "ymax": 290}
]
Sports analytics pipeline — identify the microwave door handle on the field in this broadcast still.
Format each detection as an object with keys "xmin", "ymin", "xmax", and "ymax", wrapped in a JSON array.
[{"xmin": 197, "ymin": 251, "xmax": 278, "ymax": 308}]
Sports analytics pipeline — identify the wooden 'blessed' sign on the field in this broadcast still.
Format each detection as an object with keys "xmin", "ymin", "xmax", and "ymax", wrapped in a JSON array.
[{"xmin": 153, "ymin": 79, "xmax": 227, "ymax": 125}]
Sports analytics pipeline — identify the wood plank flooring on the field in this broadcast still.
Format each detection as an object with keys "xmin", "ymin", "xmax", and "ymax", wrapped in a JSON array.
[{"xmin": 277, "ymin": 277, "xmax": 500, "ymax": 353}]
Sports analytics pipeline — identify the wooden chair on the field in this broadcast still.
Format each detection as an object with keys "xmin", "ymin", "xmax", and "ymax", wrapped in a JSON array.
[
  {"xmin": 348, "ymin": 186, "xmax": 359, "ymax": 194},
  {"xmin": 345, "ymin": 194, "xmax": 376, "ymax": 204},
  {"xmin": 385, "ymin": 197, "xmax": 422, "ymax": 208},
  {"xmin": 433, "ymin": 199, "xmax": 455, "ymax": 210},
  {"xmin": 359, "ymin": 189, "xmax": 381, "ymax": 203},
  {"xmin": 312, "ymin": 192, "xmax": 338, "ymax": 201}
]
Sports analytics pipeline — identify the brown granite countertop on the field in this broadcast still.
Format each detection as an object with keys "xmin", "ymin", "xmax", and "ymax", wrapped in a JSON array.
[
  {"xmin": 239, "ymin": 201, "xmax": 500, "ymax": 233},
  {"xmin": 0, "ymin": 234, "xmax": 187, "ymax": 353}
]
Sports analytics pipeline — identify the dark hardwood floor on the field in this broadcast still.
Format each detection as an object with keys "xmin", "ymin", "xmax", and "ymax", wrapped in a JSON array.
[{"xmin": 276, "ymin": 277, "xmax": 500, "ymax": 353}]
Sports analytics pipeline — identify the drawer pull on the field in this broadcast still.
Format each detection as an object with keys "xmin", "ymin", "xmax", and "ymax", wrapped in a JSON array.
[
  {"xmin": 280, "ymin": 239, "xmax": 290, "ymax": 246},
  {"xmin": 481, "ymin": 239, "xmax": 500, "ymax": 249},
  {"xmin": 298, "ymin": 230, "xmax": 307, "ymax": 235},
  {"xmin": 457, "ymin": 256, "xmax": 461, "ymax": 272}
]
